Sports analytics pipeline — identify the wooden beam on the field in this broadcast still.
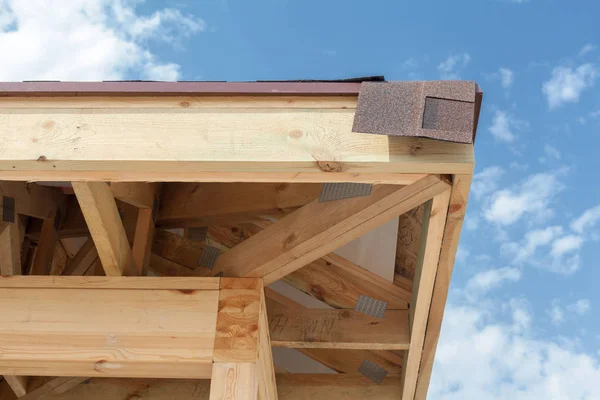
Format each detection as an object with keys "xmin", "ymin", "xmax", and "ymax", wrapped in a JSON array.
[
  {"xmin": 19, "ymin": 377, "xmax": 88, "ymax": 400},
  {"xmin": 400, "ymin": 190, "xmax": 451, "ymax": 400},
  {"xmin": 29, "ymin": 210, "xmax": 61, "ymax": 275},
  {"xmin": 132, "ymin": 208, "xmax": 155, "ymax": 274},
  {"xmin": 149, "ymin": 253, "xmax": 212, "ymax": 277},
  {"xmin": 152, "ymin": 229, "xmax": 211, "ymax": 272},
  {"xmin": 415, "ymin": 174, "xmax": 472, "ymax": 400},
  {"xmin": 110, "ymin": 182, "xmax": 159, "ymax": 209},
  {"xmin": 0, "ymin": 95, "xmax": 474, "ymax": 182},
  {"xmin": 72, "ymin": 182, "xmax": 137, "ymax": 276},
  {"xmin": 267, "ymin": 305, "xmax": 410, "ymax": 350},
  {"xmin": 158, "ymin": 183, "xmax": 321, "ymax": 228},
  {"xmin": 37, "ymin": 374, "xmax": 402, "ymax": 400},
  {"xmin": 209, "ymin": 363, "xmax": 256, "ymax": 400},
  {"xmin": 0, "ymin": 182, "xmax": 64, "ymax": 220},
  {"xmin": 61, "ymin": 238, "xmax": 98, "ymax": 276},
  {"xmin": 257, "ymin": 281, "xmax": 278, "ymax": 400},
  {"xmin": 214, "ymin": 175, "xmax": 450, "ymax": 284},
  {"xmin": 0, "ymin": 222, "xmax": 21, "ymax": 275},
  {"xmin": 0, "ymin": 378, "xmax": 18, "ymax": 400},
  {"xmin": 395, "ymin": 204, "xmax": 425, "ymax": 281},
  {"xmin": 4, "ymin": 375, "xmax": 27, "ymax": 397},
  {"xmin": 0, "ymin": 276, "xmax": 223, "ymax": 378},
  {"xmin": 26, "ymin": 196, "xmax": 87, "ymax": 240}
]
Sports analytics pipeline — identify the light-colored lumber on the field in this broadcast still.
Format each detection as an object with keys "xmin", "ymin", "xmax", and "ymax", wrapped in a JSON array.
[
  {"xmin": 214, "ymin": 175, "xmax": 450, "ymax": 284},
  {"xmin": 149, "ymin": 253, "xmax": 212, "ymax": 277},
  {"xmin": 26, "ymin": 197, "xmax": 87, "ymax": 240},
  {"xmin": 29, "ymin": 210, "xmax": 60, "ymax": 275},
  {"xmin": 152, "ymin": 229, "xmax": 210, "ymax": 271},
  {"xmin": 268, "ymin": 306, "xmax": 410, "ymax": 350},
  {"xmin": 4, "ymin": 375, "xmax": 27, "ymax": 397},
  {"xmin": 0, "ymin": 280, "xmax": 219, "ymax": 378},
  {"xmin": 0, "ymin": 276, "xmax": 220, "ymax": 290},
  {"xmin": 45, "ymin": 375, "xmax": 402, "ymax": 400},
  {"xmin": 132, "ymin": 208, "xmax": 155, "ymax": 274},
  {"xmin": 400, "ymin": 189, "xmax": 451, "ymax": 400},
  {"xmin": 257, "ymin": 281, "xmax": 278, "ymax": 400},
  {"xmin": 110, "ymin": 182, "xmax": 159, "ymax": 209},
  {"xmin": 0, "ymin": 96, "xmax": 474, "ymax": 182},
  {"xmin": 415, "ymin": 174, "xmax": 472, "ymax": 400},
  {"xmin": 209, "ymin": 363, "xmax": 256, "ymax": 400},
  {"xmin": 61, "ymin": 238, "xmax": 98, "ymax": 276},
  {"xmin": 395, "ymin": 204, "xmax": 425, "ymax": 281},
  {"xmin": 0, "ymin": 182, "xmax": 64, "ymax": 220},
  {"xmin": 158, "ymin": 182, "xmax": 321, "ymax": 228},
  {"xmin": 20, "ymin": 377, "xmax": 88, "ymax": 400},
  {"xmin": 0, "ymin": 222, "xmax": 21, "ymax": 275},
  {"xmin": 72, "ymin": 182, "xmax": 137, "ymax": 276}
]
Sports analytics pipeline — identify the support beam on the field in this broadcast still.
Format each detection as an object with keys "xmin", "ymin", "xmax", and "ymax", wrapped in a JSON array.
[
  {"xmin": 0, "ymin": 182, "xmax": 64, "ymax": 220},
  {"xmin": 61, "ymin": 238, "xmax": 98, "ymax": 276},
  {"xmin": 29, "ymin": 210, "xmax": 61, "ymax": 275},
  {"xmin": 257, "ymin": 281, "xmax": 278, "ymax": 400},
  {"xmin": 400, "ymin": 190, "xmax": 451, "ymax": 400},
  {"xmin": 19, "ymin": 377, "xmax": 88, "ymax": 400},
  {"xmin": 209, "ymin": 363, "xmax": 256, "ymax": 400},
  {"xmin": 0, "ymin": 221, "xmax": 21, "ymax": 275},
  {"xmin": 110, "ymin": 182, "xmax": 159, "ymax": 209},
  {"xmin": 72, "ymin": 182, "xmax": 137, "ymax": 276},
  {"xmin": 267, "ymin": 305, "xmax": 410, "ymax": 350},
  {"xmin": 214, "ymin": 175, "xmax": 450, "ymax": 284},
  {"xmin": 4, "ymin": 375, "xmax": 27, "ymax": 397},
  {"xmin": 132, "ymin": 208, "xmax": 155, "ymax": 275},
  {"xmin": 158, "ymin": 183, "xmax": 321, "ymax": 228}
]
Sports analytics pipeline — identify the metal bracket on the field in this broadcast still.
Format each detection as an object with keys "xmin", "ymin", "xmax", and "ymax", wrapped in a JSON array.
[
  {"xmin": 319, "ymin": 183, "xmax": 373, "ymax": 202},
  {"xmin": 358, "ymin": 360, "xmax": 388, "ymax": 384},
  {"xmin": 355, "ymin": 295, "xmax": 388, "ymax": 318},
  {"xmin": 2, "ymin": 196, "xmax": 15, "ymax": 223},
  {"xmin": 198, "ymin": 245, "xmax": 221, "ymax": 270}
]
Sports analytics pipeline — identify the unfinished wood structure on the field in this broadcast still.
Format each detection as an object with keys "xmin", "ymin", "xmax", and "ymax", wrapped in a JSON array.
[{"xmin": 0, "ymin": 80, "xmax": 481, "ymax": 399}]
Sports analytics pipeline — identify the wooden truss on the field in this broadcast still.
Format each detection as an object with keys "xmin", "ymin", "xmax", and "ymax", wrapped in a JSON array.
[{"xmin": 0, "ymin": 88, "xmax": 475, "ymax": 399}]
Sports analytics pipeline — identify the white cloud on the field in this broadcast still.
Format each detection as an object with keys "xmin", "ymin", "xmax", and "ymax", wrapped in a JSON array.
[
  {"xmin": 542, "ymin": 64, "xmax": 598, "ymax": 109},
  {"xmin": 472, "ymin": 166, "xmax": 505, "ymax": 199},
  {"xmin": 548, "ymin": 300, "xmax": 565, "ymax": 325},
  {"xmin": 551, "ymin": 235, "xmax": 584, "ymax": 258},
  {"xmin": 466, "ymin": 267, "xmax": 521, "ymax": 293},
  {"xmin": 483, "ymin": 173, "xmax": 561, "ymax": 225},
  {"xmin": 498, "ymin": 67, "xmax": 514, "ymax": 89},
  {"xmin": 567, "ymin": 299, "xmax": 591, "ymax": 316},
  {"xmin": 579, "ymin": 43, "xmax": 597, "ymax": 57},
  {"xmin": 489, "ymin": 110, "xmax": 528, "ymax": 143},
  {"xmin": 543, "ymin": 144, "xmax": 561, "ymax": 160},
  {"xmin": 0, "ymin": 0, "xmax": 204, "ymax": 81},
  {"xmin": 438, "ymin": 53, "xmax": 471, "ymax": 79},
  {"xmin": 571, "ymin": 205, "xmax": 600, "ymax": 233}
]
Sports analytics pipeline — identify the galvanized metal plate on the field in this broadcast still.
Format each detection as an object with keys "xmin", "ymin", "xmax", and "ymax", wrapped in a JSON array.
[
  {"xmin": 198, "ymin": 245, "xmax": 221, "ymax": 270},
  {"xmin": 319, "ymin": 183, "xmax": 373, "ymax": 202},
  {"xmin": 358, "ymin": 360, "xmax": 388, "ymax": 384},
  {"xmin": 355, "ymin": 295, "xmax": 388, "ymax": 319}
]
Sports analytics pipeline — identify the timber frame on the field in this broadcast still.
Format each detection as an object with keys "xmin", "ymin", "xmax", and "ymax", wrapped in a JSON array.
[{"xmin": 0, "ymin": 80, "xmax": 479, "ymax": 400}]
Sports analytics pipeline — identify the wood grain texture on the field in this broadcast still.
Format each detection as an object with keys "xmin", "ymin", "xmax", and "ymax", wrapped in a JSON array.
[
  {"xmin": 257, "ymin": 282, "xmax": 278, "ymax": 400},
  {"xmin": 268, "ymin": 306, "xmax": 410, "ymax": 350},
  {"xmin": 415, "ymin": 174, "xmax": 472, "ymax": 400},
  {"xmin": 158, "ymin": 183, "xmax": 321, "ymax": 228},
  {"xmin": 0, "ymin": 222, "xmax": 21, "ymax": 275},
  {"xmin": 110, "ymin": 182, "xmax": 159, "ymax": 209},
  {"xmin": 395, "ymin": 204, "xmax": 424, "ymax": 280},
  {"xmin": 401, "ymin": 190, "xmax": 451, "ymax": 400},
  {"xmin": 61, "ymin": 238, "xmax": 98, "ymax": 276},
  {"xmin": 214, "ymin": 176, "xmax": 450, "ymax": 284},
  {"xmin": 0, "ymin": 182, "xmax": 64, "ymax": 220},
  {"xmin": 0, "ymin": 285, "xmax": 219, "ymax": 378},
  {"xmin": 72, "ymin": 182, "xmax": 137, "ymax": 276},
  {"xmin": 152, "ymin": 229, "xmax": 211, "ymax": 273},
  {"xmin": 209, "ymin": 363, "xmax": 256, "ymax": 400},
  {"xmin": 29, "ymin": 210, "xmax": 60, "ymax": 275},
  {"xmin": 0, "ymin": 276, "xmax": 220, "ymax": 290},
  {"xmin": 132, "ymin": 208, "xmax": 155, "ymax": 274},
  {"xmin": 0, "ymin": 101, "xmax": 474, "ymax": 182}
]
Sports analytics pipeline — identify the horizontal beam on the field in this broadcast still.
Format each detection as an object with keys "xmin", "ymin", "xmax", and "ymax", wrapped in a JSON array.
[
  {"xmin": 0, "ymin": 276, "xmax": 260, "ymax": 379},
  {"xmin": 0, "ymin": 96, "xmax": 474, "ymax": 182},
  {"xmin": 268, "ymin": 305, "xmax": 410, "ymax": 350},
  {"xmin": 0, "ymin": 182, "xmax": 65, "ymax": 220}
]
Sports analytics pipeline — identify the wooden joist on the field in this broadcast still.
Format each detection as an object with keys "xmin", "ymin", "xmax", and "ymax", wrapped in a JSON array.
[
  {"xmin": 4, "ymin": 375, "xmax": 27, "ymax": 397},
  {"xmin": 214, "ymin": 175, "xmax": 450, "ymax": 284},
  {"xmin": 29, "ymin": 210, "xmax": 61, "ymax": 275},
  {"xmin": 0, "ymin": 182, "xmax": 64, "ymax": 220},
  {"xmin": 0, "ymin": 221, "xmax": 21, "ymax": 275},
  {"xmin": 19, "ymin": 377, "xmax": 88, "ymax": 400},
  {"xmin": 109, "ymin": 182, "xmax": 160, "ymax": 209},
  {"xmin": 72, "ymin": 182, "xmax": 137, "ymax": 276}
]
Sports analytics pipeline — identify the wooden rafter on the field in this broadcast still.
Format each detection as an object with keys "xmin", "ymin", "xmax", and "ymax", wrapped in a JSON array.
[{"xmin": 214, "ymin": 176, "xmax": 450, "ymax": 284}]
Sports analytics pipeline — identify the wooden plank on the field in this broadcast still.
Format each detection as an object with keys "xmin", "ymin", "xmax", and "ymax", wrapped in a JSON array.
[
  {"xmin": 400, "ymin": 190, "xmax": 451, "ymax": 400},
  {"xmin": 257, "ymin": 281, "xmax": 278, "ymax": 400},
  {"xmin": 0, "ymin": 378, "xmax": 18, "ymax": 400},
  {"xmin": 152, "ymin": 229, "xmax": 210, "ymax": 271},
  {"xmin": 4, "ymin": 375, "xmax": 27, "ymax": 397},
  {"xmin": 132, "ymin": 208, "xmax": 155, "ymax": 274},
  {"xmin": 209, "ymin": 363, "xmax": 256, "ymax": 400},
  {"xmin": 0, "ymin": 99, "xmax": 474, "ymax": 182},
  {"xmin": 0, "ymin": 182, "xmax": 64, "ymax": 220},
  {"xmin": 27, "ymin": 197, "xmax": 87, "ymax": 240},
  {"xmin": 267, "ymin": 306, "xmax": 410, "ymax": 350},
  {"xmin": 72, "ymin": 182, "xmax": 137, "ymax": 276},
  {"xmin": 20, "ymin": 377, "xmax": 88, "ymax": 400},
  {"xmin": 29, "ymin": 210, "xmax": 61, "ymax": 275},
  {"xmin": 0, "ymin": 276, "xmax": 220, "ymax": 290},
  {"xmin": 214, "ymin": 175, "xmax": 450, "ymax": 284},
  {"xmin": 110, "ymin": 182, "xmax": 159, "ymax": 209},
  {"xmin": 158, "ymin": 183, "xmax": 321, "ymax": 228},
  {"xmin": 149, "ymin": 253, "xmax": 212, "ymax": 277},
  {"xmin": 61, "ymin": 238, "xmax": 98, "ymax": 276},
  {"xmin": 0, "ymin": 222, "xmax": 21, "ymax": 275},
  {"xmin": 415, "ymin": 174, "xmax": 472, "ymax": 400},
  {"xmin": 45, "ymin": 375, "xmax": 402, "ymax": 400},
  {"xmin": 0, "ymin": 283, "xmax": 219, "ymax": 378},
  {"xmin": 395, "ymin": 204, "xmax": 425, "ymax": 281}
]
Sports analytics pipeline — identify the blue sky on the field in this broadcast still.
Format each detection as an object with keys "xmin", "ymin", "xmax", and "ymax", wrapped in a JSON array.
[{"xmin": 1, "ymin": 0, "xmax": 600, "ymax": 398}]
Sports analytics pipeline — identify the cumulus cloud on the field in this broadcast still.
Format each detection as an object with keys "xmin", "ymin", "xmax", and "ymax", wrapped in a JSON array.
[
  {"xmin": 472, "ymin": 166, "xmax": 505, "ymax": 199},
  {"xmin": 542, "ymin": 64, "xmax": 598, "ymax": 109},
  {"xmin": 438, "ymin": 53, "xmax": 471, "ymax": 79},
  {"xmin": 488, "ymin": 110, "xmax": 528, "ymax": 142},
  {"xmin": 548, "ymin": 299, "xmax": 591, "ymax": 326},
  {"xmin": 571, "ymin": 204, "xmax": 600, "ymax": 234},
  {"xmin": 0, "ymin": 0, "xmax": 204, "ymax": 81},
  {"xmin": 466, "ymin": 267, "xmax": 521, "ymax": 293},
  {"xmin": 483, "ymin": 172, "xmax": 562, "ymax": 225}
]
